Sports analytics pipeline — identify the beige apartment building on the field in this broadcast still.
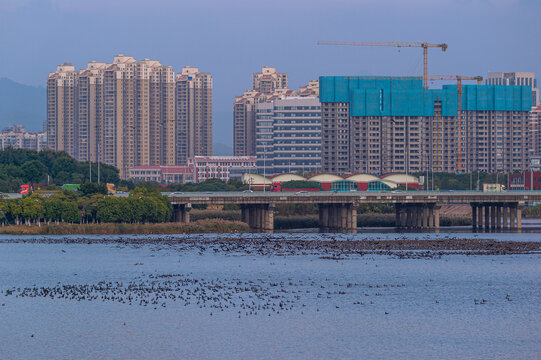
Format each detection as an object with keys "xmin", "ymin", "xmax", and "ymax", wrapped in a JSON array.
[
  {"xmin": 47, "ymin": 55, "xmax": 211, "ymax": 178},
  {"xmin": 252, "ymin": 66, "xmax": 288, "ymax": 94},
  {"xmin": 175, "ymin": 66, "xmax": 213, "ymax": 164}
]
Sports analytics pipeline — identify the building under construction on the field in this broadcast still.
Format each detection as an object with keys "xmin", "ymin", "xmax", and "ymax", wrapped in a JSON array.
[{"xmin": 320, "ymin": 76, "xmax": 532, "ymax": 175}]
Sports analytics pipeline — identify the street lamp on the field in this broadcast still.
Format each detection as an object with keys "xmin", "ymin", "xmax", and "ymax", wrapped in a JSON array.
[{"xmin": 263, "ymin": 141, "xmax": 267, "ymax": 192}]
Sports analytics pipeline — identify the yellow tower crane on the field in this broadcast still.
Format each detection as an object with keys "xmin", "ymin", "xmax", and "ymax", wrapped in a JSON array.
[{"xmin": 317, "ymin": 41, "xmax": 448, "ymax": 89}]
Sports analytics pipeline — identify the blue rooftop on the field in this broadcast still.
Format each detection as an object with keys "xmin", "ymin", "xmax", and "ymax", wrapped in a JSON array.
[{"xmin": 319, "ymin": 76, "xmax": 532, "ymax": 117}]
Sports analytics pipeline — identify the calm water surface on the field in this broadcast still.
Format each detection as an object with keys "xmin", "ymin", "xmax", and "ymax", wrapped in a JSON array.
[{"xmin": 0, "ymin": 230, "xmax": 540, "ymax": 359}]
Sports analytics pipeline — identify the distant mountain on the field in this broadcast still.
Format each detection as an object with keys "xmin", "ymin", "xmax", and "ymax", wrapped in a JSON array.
[
  {"xmin": 213, "ymin": 142, "xmax": 233, "ymax": 156},
  {"xmin": 0, "ymin": 78, "xmax": 46, "ymax": 132}
]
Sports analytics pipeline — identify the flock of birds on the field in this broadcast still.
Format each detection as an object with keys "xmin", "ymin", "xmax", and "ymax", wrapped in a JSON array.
[
  {"xmin": 1, "ymin": 232, "xmax": 535, "ymax": 317},
  {"xmin": 3, "ymin": 274, "xmax": 409, "ymax": 317}
]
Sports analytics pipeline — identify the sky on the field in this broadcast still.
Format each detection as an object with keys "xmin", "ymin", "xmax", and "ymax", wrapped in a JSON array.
[{"xmin": 1, "ymin": 0, "xmax": 540, "ymax": 148}]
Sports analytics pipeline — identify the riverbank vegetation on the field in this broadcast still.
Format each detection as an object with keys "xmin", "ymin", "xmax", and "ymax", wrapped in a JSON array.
[
  {"xmin": 524, "ymin": 204, "xmax": 541, "ymax": 218},
  {"xmin": 0, "ymin": 186, "xmax": 172, "ymax": 225},
  {"xmin": 0, "ymin": 219, "xmax": 250, "ymax": 235}
]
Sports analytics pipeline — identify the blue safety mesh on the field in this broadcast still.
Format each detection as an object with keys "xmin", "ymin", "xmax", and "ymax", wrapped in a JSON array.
[{"xmin": 319, "ymin": 76, "xmax": 532, "ymax": 116}]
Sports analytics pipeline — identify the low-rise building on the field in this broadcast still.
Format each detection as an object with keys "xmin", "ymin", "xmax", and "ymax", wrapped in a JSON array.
[
  {"xmin": 508, "ymin": 155, "xmax": 541, "ymax": 190},
  {"xmin": 191, "ymin": 156, "xmax": 257, "ymax": 183},
  {"xmin": 128, "ymin": 165, "xmax": 194, "ymax": 184},
  {"xmin": 0, "ymin": 125, "xmax": 47, "ymax": 151}
]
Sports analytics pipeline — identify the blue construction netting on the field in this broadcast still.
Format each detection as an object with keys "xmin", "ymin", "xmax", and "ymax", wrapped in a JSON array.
[{"xmin": 319, "ymin": 76, "xmax": 532, "ymax": 116}]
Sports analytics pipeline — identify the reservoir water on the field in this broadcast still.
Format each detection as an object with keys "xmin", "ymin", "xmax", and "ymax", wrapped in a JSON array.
[{"xmin": 1, "ymin": 229, "xmax": 540, "ymax": 359}]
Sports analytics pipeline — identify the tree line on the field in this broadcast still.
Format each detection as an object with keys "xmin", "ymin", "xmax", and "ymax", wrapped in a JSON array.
[
  {"xmin": 0, "ymin": 185, "xmax": 172, "ymax": 225},
  {"xmin": 0, "ymin": 148, "xmax": 120, "ymax": 193}
]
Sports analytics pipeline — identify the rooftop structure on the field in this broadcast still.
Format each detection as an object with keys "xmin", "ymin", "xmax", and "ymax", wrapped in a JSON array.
[{"xmin": 252, "ymin": 66, "xmax": 288, "ymax": 94}]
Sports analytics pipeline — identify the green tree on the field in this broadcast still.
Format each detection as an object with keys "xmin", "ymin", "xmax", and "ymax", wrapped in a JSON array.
[
  {"xmin": 96, "ymin": 197, "xmax": 124, "ymax": 223},
  {"xmin": 61, "ymin": 201, "xmax": 80, "ymax": 223},
  {"xmin": 80, "ymin": 182, "xmax": 108, "ymax": 196},
  {"xmin": 20, "ymin": 194, "xmax": 44, "ymax": 224},
  {"xmin": 44, "ymin": 198, "xmax": 64, "ymax": 223},
  {"xmin": 78, "ymin": 194, "xmax": 105, "ymax": 223},
  {"xmin": 7, "ymin": 199, "xmax": 23, "ymax": 225},
  {"xmin": 21, "ymin": 160, "xmax": 47, "ymax": 184},
  {"xmin": 51, "ymin": 157, "xmax": 77, "ymax": 178},
  {"xmin": 0, "ymin": 198, "xmax": 8, "ymax": 224}
]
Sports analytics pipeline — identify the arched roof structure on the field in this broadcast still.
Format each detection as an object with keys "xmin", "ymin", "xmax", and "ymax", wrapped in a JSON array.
[
  {"xmin": 308, "ymin": 174, "xmax": 344, "ymax": 183},
  {"xmin": 271, "ymin": 174, "xmax": 307, "ymax": 183},
  {"xmin": 380, "ymin": 174, "xmax": 419, "ymax": 184},
  {"xmin": 242, "ymin": 173, "xmax": 271, "ymax": 185},
  {"xmin": 345, "ymin": 174, "xmax": 380, "ymax": 183}
]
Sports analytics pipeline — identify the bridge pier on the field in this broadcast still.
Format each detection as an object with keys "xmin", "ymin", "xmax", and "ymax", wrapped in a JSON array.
[
  {"xmin": 395, "ymin": 203, "xmax": 440, "ymax": 231},
  {"xmin": 318, "ymin": 203, "xmax": 357, "ymax": 233},
  {"xmin": 477, "ymin": 205, "xmax": 484, "ymax": 229},
  {"xmin": 240, "ymin": 204, "xmax": 274, "ymax": 233},
  {"xmin": 496, "ymin": 205, "xmax": 502, "ymax": 230},
  {"xmin": 471, "ymin": 202, "xmax": 523, "ymax": 231},
  {"xmin": 173, "ymin": 204, "xmax": 191, "ymax": 224}
]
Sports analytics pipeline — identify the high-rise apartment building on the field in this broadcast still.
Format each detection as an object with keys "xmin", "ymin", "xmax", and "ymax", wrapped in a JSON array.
[
  {"xmin": 47, "ymin": 62, "xmax": 77, "ymax": 158},
  {"xmin": 252, "ymin": 66, "xmax": 288, "ymax": 94},
  {"xmin": 175, "ymin": 66, "xmax": 213, "ymax": 164},
  {"xmin": 530, "ymin": 105, "xmax": 541, "ymax": 156},
  {"xmin": 255, "ymin": 96, "xmax": 322, "ymax": 176},
  {"xmin": 234, "ymin": 66, "xmax": 289, "ymax": 157},
  {"xmin": 487, "ymin": 72, "xmax": 539, "ymax": 106},
  {"xmin": 233, "ymin": 90, "xmax": 267, "ymax": 157},
  {"xmin": 47, "ymin": 55, "xmax": 212, "ymax": 178},
  {"xmin": 233, "ymin": 67, "xmax": 317, "ymax": 158},
  {"xmin": 233, "ymin": 88, "xmax": 298, "ymax": 157},
  {"xmin": 320, "ymin": 76, "xmax": 532, "ymax": 175}
]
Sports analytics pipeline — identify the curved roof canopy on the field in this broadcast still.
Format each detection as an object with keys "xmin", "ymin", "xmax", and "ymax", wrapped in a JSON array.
[
  {"xmin": 380, "ymin": 174, "xmax": 419, "ymax": 184},
  {"xmin": 308, "ymin": 174, "xmax": 344, "ymax": 183},
  {"xmin": 242, "ymin": 173, "xmax": 271, "ymax": 185},
  {"xmin": 271, "ymin": 173, "xmax": 307, "ymax": 183},
  {"xmin": 345, "ymin": 174, "xmax": 380, "ymax": 183}
]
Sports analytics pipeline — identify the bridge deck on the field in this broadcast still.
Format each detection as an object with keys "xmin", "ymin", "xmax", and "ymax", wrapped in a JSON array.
[{"xmin": 166, "ymin": 191, "xmax": 541, "ymax": 205}]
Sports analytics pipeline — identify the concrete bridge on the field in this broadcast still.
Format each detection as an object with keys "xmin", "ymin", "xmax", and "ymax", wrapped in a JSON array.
[{"xmin": 167, "ymin": 191, "xmax": 541, "ymax": 233}]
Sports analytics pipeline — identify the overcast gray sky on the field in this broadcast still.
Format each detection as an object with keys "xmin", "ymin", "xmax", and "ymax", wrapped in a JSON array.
[{"xmin": 1, "ymin": 0, "xmax": 539, "ymax": 147}]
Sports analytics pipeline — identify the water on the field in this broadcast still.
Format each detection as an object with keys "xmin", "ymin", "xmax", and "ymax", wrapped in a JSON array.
[{"xmin": 1, "ymin": 231, "xmax": 540, "ymax": 359}]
